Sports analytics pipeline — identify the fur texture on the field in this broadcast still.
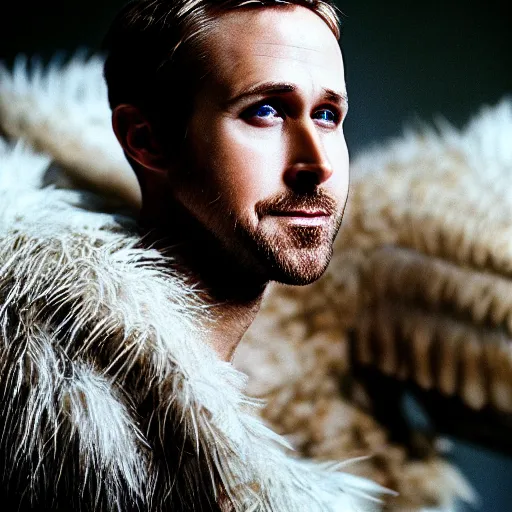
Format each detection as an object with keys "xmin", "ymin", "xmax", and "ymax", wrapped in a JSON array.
[
  {"xmin": 2, "ymin": 54, "xmax": 505, "ymax": 511},
  {"xmin": 0, "ymin": 53, "xmax": 140, "ymax": 207},
  {"xmin": 240, "ymin": 99, "xmax": 512, "ymax": 510},
  {"xmin": 0, "ymin": 138, "xmax": 386, "ymax": 509}
]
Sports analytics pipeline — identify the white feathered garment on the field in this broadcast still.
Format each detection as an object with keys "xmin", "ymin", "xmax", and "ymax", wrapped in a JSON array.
[
  {"xmin": 239, "ymin": 99, "xmax": 512, "ymax": 510},
  {"xmin": 0, "ymin": 60, "xmax": 385, "ymax": 511},
  {"xmin": 3, "ymin": 53, "xmax": 506, "ymax": 512}
]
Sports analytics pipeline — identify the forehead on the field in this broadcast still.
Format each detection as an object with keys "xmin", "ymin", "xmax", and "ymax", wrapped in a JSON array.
[{"xmin": 204, "ymin": 6, "xmax": 345, "ymax": 96}]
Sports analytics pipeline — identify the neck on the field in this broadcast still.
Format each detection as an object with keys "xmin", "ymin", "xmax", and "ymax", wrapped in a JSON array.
[
  {"xmin": 202, "ymin": 293, "xmax": 264, "ymax": 362},
  {"xmin": 139, "ymin": 199, "xmax": 268, "ymax": 362}
]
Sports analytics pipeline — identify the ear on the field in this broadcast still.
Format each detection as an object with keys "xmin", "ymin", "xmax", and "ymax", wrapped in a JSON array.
[{"xmin": 112, "ymin": 104, "xmax": 167, "ymax": 175}]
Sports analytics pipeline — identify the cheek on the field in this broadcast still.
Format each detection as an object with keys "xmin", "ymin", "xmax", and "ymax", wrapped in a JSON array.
[
  {"xmin": 207, "ymin": 123, "xmax": 285, "ymax": 204},
  {"xmin": 326, "ymin": 134, "xmax": 350, "ymax": 196}
]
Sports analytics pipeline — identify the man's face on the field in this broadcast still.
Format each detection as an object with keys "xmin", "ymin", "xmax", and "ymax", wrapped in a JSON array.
[{"xmin": 168, "ymin": 5, "xmax": 349, "ymax": 285}]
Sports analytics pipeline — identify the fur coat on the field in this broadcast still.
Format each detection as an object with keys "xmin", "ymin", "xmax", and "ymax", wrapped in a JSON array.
[
  {"xmin": 2, "ymin": 54, "xmax": 507, "ymax": 511},
  {"xmin": 0, "ymin": 60, "xmax": 385, "ymax": 511},
  {"xmin": 239, "ymin": 99, "xmax": 512, "ymax": 510}
]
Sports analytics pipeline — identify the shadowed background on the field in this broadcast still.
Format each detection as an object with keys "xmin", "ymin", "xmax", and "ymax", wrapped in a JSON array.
[
  {"xmin": 1, "ymin": 0, "xmax": 511, "ymax": 510},
  {"xmin": 1, "ymin": 0, "xmax": 510, "ymax": 151}
]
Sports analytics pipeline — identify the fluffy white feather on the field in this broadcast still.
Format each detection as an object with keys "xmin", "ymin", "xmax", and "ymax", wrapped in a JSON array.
[
  {"xmin": 0, "ymin": 54, "xmax": 140, "ymax": 208},
  {"xmin": 0, "ymin": 138, "xmax": 389, "ymax": 510}
]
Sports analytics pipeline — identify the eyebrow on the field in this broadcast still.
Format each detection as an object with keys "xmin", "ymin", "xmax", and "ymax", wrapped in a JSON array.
[{"xmin": 225, "ymin": 81, "xmax": 349, "ymax": 107}]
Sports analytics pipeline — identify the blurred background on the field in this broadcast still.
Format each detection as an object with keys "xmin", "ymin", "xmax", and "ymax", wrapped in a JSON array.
[
  {"xmin": 1, "ymin": 0, "xmax": 511, "ymax": 510},
  {"xmin": 1, "ymin": 0, "xmax": 510, "ymax": 151}
]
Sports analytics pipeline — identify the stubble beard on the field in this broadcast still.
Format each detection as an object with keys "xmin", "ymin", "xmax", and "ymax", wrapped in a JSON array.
[
  {"xmin": 251, "ymin": 217, "xmax": 342, "ymax": 285},
  {"xmin": 233, "ymin": 190, "xmax": 345, "ymax": 286},
  {"xmin": 172, "ymin": 183, "xmax": 345, "ymax": 288}
]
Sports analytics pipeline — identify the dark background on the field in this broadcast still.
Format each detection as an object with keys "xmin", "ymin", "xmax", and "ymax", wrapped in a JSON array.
[
  {"xmin": 1, "ymin": 1, "xmax": 511, "ymax": 510},
  {"xmin": 1, "ymin": 0, "xmax": 510, "ymax": 151}
]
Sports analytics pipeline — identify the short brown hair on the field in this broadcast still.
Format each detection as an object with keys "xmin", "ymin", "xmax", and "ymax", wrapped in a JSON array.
[{"xmin": 103, "ymin": 0, "xmax": 340, "ymax": 145}]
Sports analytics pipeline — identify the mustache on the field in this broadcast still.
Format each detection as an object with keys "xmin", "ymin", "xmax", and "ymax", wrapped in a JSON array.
[{"xmin": 255, "ymin": 190, "xmax": 338, "ymax": 218}]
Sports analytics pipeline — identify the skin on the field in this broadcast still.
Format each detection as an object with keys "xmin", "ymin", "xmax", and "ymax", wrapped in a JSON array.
[{"xmin": 113, "ymin": 5, "xmax": 349, "ymax": 361}]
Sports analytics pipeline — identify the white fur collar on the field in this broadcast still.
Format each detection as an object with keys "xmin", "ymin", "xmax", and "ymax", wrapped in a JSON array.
[{"xmin": 0, "ymin": 114, "xmax": 386, "ymax": 510}]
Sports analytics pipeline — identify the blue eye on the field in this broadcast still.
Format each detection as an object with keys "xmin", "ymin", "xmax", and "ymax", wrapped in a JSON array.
[
  {"xmin": 242, "ymin": 102, "xmax": 283, "ymax": 126},
  {"xmin": 252, "ymin": 104, "xmax": 278, "ymax": 118},
  {"xmin": 313, "ymin": 109, "xmax": 338, "ymax": 124}
]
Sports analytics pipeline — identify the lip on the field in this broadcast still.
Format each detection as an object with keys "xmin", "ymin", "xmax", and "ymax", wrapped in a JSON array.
[
  {"xmin": 270, "ymin": 210, "xmax": 329, "ymax": 218},
  {"xmin": 267, "ymin": 210, "xmax": 330, "ymax": 226}
]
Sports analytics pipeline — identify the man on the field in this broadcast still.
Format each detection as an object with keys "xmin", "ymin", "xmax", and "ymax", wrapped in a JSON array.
[
  {"xmin": 105, "ymin": 0, "xmax": 350, "ymax": 362},
  {"xmin": 0, "ymin": 0, "xmax": 386, "ymax": 510}
]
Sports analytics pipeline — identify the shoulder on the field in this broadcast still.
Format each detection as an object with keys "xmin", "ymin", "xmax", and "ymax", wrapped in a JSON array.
[{"xmin": 0, "ymin": 138, "xmax": 205, "ymax": 510}]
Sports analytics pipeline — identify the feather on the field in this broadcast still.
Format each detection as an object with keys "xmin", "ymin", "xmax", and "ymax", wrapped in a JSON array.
[
  {"xmin": 0, "ymin": 53, "xmax": 140, "ymax": 209},
  {"xmin": 0, "ymin": 135, "xmax": 385, "ymax": 510}
]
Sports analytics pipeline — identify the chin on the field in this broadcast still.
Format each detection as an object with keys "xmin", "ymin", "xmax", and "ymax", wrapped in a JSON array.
[
  {"xmin": 268, "ymin": 247, "xmax": 333, "ymax": 286},
  {"xmin": 232, "ymin": 216, "xmax": 341, "ymax": 286}
]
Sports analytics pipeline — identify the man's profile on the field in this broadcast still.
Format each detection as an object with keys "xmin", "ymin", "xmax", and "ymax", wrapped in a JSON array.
[
  {"xmin": 0, "ymin": 0, "xmax": 386, "ymax": 510},
  {"xmin": 105, "ymin": 0, "xmax": 349, "ymax": 361}
]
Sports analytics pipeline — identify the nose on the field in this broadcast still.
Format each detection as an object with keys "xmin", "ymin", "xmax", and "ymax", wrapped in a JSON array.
[{"xmin": 283, "ymin": 119, "xmax": 333, "ymax": 190}]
